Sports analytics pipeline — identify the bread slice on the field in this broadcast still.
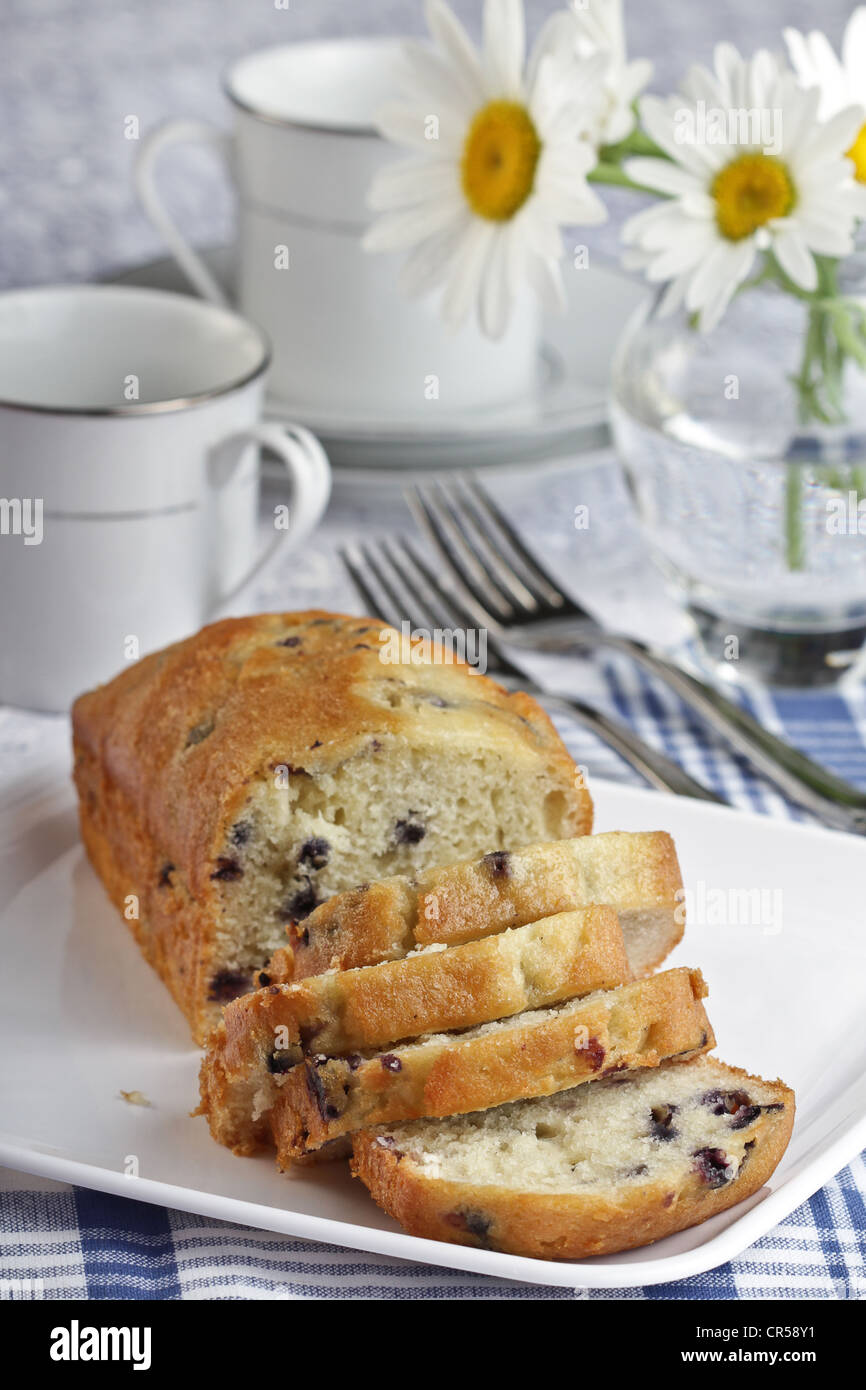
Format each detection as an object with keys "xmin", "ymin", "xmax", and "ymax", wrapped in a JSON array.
[
  {"xmin": 270, "ymin": 968, "xmax": 713, "ymax": 1163},
  {"xmin": 72, "ymin": 611, "xmax": 591, "ymax": 1043},
  {"xmin": 264, "ymin": 831, "xmax": 683, "ymax": 986},
  {"xmin": 351, "ymin": 1057, "xmax": 794, "ymax": 1260},
  {"xmin": 198, "ymin": 905, "xmax": 630, "ymax": 1154}
]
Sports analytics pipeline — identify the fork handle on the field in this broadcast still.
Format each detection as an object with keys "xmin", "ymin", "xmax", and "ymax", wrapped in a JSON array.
[
  {"xmin": 498, "ymin": 671, "xmax": 726, "ymax": 801},
  {"xmin": 601, "ymin": 636, "xmax": 866, "ymax": 833},
  {"xmin": 546, "ymin": 694, "xmax": 727, "ymax": 802}
]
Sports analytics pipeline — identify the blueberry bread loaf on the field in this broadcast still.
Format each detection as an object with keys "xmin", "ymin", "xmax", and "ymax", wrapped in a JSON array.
[
  {"xmin": 269, "ymin": 968, "xmax": 713, "ymax": 1164},
  {"xmin": 265, "ymin": 830, "xmax": 683, "ymax": 985},
  {"xmin": 199, "ymin": 906, "xmax": 630, "ymax": 1153},
  {"xmin": 72, "ymin": 612, "xmax": 592, "ymax": 1043},
  {"xmin": 351, "ymin": 1058, "xmax": 794, "ymax": 1259}
]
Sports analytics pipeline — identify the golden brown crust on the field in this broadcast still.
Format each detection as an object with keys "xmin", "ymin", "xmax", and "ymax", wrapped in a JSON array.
[
  {"xmin": 270, "ymin": 968, "xmax": 714, "ymax": 1162},
  {"xmin": 199, "ymin": 906, "xmax": 631, "ymax": 1153},
  {"xmin": 229, "ymin": 906, "xmax": 629, "ymax": 1057},
  {"xmin": 72, "ymin": 612, "xmax": 592, "ymax": 1042},
  {"xmin": 194, "ymin": 1020, "xmax": 271, "ymax": 1155},
  {"xmin": 268, "ymin": 831, "xmax": 683, "ymax": 985},
  {"xmin": 351, "ymin": 1064, "xmax": 795, "ymax": 1261}
]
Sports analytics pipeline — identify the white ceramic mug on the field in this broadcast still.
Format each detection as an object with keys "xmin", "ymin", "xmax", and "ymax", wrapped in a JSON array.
[
  {"xmin": 0, "ymin": 285, "xmax": 331, "ymax": 712},
  {"xmin": 134, "ymin": 37, "xmax": 539, "ymax": 418}
]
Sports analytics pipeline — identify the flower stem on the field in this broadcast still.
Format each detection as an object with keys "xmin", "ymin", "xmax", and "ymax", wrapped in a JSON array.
[
  {"xmin": 588, "ymin": 160, "xmax": 655, "ymax": 193},
  {"xmin": 784, "ymin": 465, "xmax": 806, "ymax": 572},
  {"xmin": 599, "ymin": 127, "xmax": 668, "ymax": 162},
  {"xmin": 781, "ymin": 256, "xmax": 861, "ymax": 572}
]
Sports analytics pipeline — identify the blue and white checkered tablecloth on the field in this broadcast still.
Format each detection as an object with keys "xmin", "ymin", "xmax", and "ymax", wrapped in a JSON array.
[{"xmin": 2, "ymin": 654, "xmax": 865, "ymax": 1300}]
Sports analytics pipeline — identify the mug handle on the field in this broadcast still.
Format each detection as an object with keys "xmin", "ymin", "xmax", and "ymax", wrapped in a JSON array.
[
  {"xmin": 209, "ymin": 423, "xmax": 332, "ymax": 607},
  {"xmin": 135, "ymin": 119, "xmax": 233, "ymax": 306}
]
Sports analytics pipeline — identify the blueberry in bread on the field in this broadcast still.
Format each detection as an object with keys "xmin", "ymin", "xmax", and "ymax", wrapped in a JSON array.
[
  {"xmin": 72, "ymin": 612, "xmax": 592, "ymax": 1043},
  {"xmin": 269, "ymin": 968, "xmax": 713, "ymax": 1163},
  {"xmin": 351, "ymin": 1057, "xmax": 794, "ymax": 1260},
  {"xmin": 198, "ymin": 905, "xmax": 630, "ymax": 1153},
  {"xmin": 265, "ymin": 830, "xmax": 684, "ymax": 985}
]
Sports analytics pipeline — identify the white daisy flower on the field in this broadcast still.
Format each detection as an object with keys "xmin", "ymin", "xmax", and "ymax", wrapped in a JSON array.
[
  {"xmin": 785, "ymin": 9, "xmax": 866, "ymax": 181},
  {"xmin": 569, "ymin": 0, "xmax": 653, "ymax": 146},
  {"xmin": 621, "ymin": 43, "xmax": 866, "ymax": 331},
  {"xmin": 363, "ymin": 0, "xmax": 608, "ymax": 339}
]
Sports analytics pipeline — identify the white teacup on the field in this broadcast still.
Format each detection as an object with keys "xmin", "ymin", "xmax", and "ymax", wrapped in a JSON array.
[
  {"xmin": 134, "ymin": 37, "xmax": 539, "ymax": 418},
  {"xmin": 0, "ymin": 285, "xmax": 331, "ymax": 712}
]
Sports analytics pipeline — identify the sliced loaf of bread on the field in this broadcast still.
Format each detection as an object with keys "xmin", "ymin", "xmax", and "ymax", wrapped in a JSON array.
[
  {"xmin": 269, "ymin": 968, "xmax": 713, "ymax": 1163},
  {"xmin": 351, "ymin": 1057, "xmax": 794, "ymax": 1260},
  {"xmin": 199, "ymin": 905, "xmax": 631, "ymax": 1153},
  {"xmin": 73, "ymin": 612, "xmax": 592, "ymax": 1043},
  {"xmin": 264, "ymin": 830, "xmax": 683, "ymax": 985}
]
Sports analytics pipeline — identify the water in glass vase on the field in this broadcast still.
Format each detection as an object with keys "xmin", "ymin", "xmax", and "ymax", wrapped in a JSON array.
[{"xmin": 611, "ymin": 283, "xmax": 866, "ymax": 687}]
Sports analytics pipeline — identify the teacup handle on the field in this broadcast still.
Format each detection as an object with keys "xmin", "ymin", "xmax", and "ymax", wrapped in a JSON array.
[
  {"xmin": 209, "ymin": 423, "xmax": 332, "ymax": 607},
  {"xmin": 135, "ymin": 119, "xmax": 233, "ymax": 306}
]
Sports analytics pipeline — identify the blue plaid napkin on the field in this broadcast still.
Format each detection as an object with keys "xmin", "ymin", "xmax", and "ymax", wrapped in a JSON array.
[{"xmin": 1, "ymin": 660, "xmax": 864, "ymax": 1299}]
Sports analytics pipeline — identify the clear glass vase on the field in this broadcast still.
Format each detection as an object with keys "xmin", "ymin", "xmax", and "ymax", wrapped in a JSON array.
[{"xmin": 610, "ymin": 282, "xmax": 866, "ymax": 688}]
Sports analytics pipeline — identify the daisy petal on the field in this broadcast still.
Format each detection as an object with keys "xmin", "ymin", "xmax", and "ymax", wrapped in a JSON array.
[
  {"xmin": 376, "ymin": 102, "xmax": 462, "ymax": 154},
  {"xmin": 482, "ymin": 0, "xmax": 525, "ymax": 98},
  {"xmin": 772, "ymin": 224, "xmax": 818, "ymax": 291},
  {"xmin": 843, "ymin": 7, "xmax": 866, "ymax": 79},
  {"xmin": 519, "ymin": 197, "xmax": 565, "ymax": 261},
  {"xmin": 714, "ymin": 43, "xmax": 748, "ymax": 109},
  {"xmin": 398, "ymin": 216, "xmax": 472, "ymax": 299},
  {"xmin": 621, "ymin": 200, "xmax": 685, "ymax": 246},
  {"xmin": 638, "ymin": 95, "xmax": 718, "ymax": 175},
  {"xmin": 624, "ymin": 157, "xmax": 703, "ymax": 198},
  {"xmin": 646, "ymin": 228, "xmax": 717, "ymax": 281},
  {"xmin": 783, "ymin": 27, "xmax": 813, "ymax": 85},
  {"xmin": 398, "ymin": 43, "xmax": 479, "ymax": 118},
  {"xmin": 480, "ymin": 230, "xmax": 514, "ymax": 339},
  {"xmin": 657, "ymin": 274, "xmax": 689, "ymax": 318},
  {"xmin": 526, "ymin": 253, "xmax": 566, "ymax": 315},
  {"xmin": 685, "ymin": 238, "xmax": 753, "ymax": 316},
  {"xmin": 802, "ymin": 103, "xmax": 865, "ymax": 163},
  {"xmin": 424, "ymin": 0, "xmax": 484, "ymax": 96},
  {"xmin": 680, "ymin": 61, "xmax": 726, "ymax": 113},
  {"xmin": 784, "ymin": 27, "xmax": 851, "ymax": 118},
  {"xmin": 697, "ymin": 244, "xmax": 754, "ymax": 330},
  {"xmin": 526, "ymin": 10, "xmax": 577, "ymax": 96},
  {"xmin": 535, "ymin": 140, "xmax": 607, "ymax": 225},
  {"xmin": 363, "ymin": 200, "xmax": 466, "ymax": 253},
  {"xmin": 441, "ymin": 220, "xmax": 497, "ymax": 326},
  {"xmin": 367, "ymin": 156, "xmax": 461, "ymax": 212},
  {"xmin": 794, "ymin": 219, "xmax": 854, "ymax": 258}
]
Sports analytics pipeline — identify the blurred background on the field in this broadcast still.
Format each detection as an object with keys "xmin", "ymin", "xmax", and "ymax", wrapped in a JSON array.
[{"xmin": 0, "ymin": 0, "xmax": 856, "ymax": 287}]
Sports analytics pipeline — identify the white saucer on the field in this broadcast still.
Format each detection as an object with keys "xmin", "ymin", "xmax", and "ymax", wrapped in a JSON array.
[{"xmin": 110, "ymin": 247, "xmax": 646, "ymax": 472}]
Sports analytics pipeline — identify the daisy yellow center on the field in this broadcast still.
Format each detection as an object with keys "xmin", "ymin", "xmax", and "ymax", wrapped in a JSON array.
[
  {"xmin": 711, "ymin": 153, "xmax": 796, "ymax": 241},
  {"xmin": 847, "ymin": 122, "xmax": 866, "ymax": 183},
  {"xmin": 461, "ymin": 100, "xmax": 541, "ymax": 222}
]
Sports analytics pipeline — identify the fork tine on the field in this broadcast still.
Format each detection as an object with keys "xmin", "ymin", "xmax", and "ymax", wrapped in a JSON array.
[
  {"xmin": 391, "ymin": 536, "xmax": 489, "ymax": 637},
  {"xmin": 364, "ymin": 541, "xmax": 446, "ymax": 635},
  {"xmin": 357, "ymin": 543, "xmax": 420, "ymax": 631},
  {"xmin": 463, "ymin": 475, "xmax": 573, "ymax": 611},
  {"xmin": 340, "ymin": 544, "xmax": 403, "ymax": 630},
  {"xmin": 432, "ymin": 478, "xmax": 542, "ymax": 616},
  {"xmin": 358, "ymin": 540, "xmax": 461, "ymax": 646},
  {"xmin": 406, "ymin": 485, "xmax": 515, "ymax": 626},
  {"xmin": 345, "ymin": 538, "xmax": 509, "ymax": 677},
  {"xmin": 382, "ymin": 538, "xmax": 461, "ymax": 630},
  {"xmin": 385, "ymin": 537, "xmax": 510, "ymax": 676}
]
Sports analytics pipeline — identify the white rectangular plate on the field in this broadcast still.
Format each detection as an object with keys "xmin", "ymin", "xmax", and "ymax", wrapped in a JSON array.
[{"xmin": 1, "ymin": 760, "xmax": 865, "ymax": 1289}]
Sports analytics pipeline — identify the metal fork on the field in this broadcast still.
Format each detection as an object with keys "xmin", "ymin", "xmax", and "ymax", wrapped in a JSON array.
[
  {"xmin": 340, "ymin": 537, "xmax": 727, "ymax": 802},
  {"xmin": 406, "ymin": 476, "xmax": 866, "ymax": 835}
]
